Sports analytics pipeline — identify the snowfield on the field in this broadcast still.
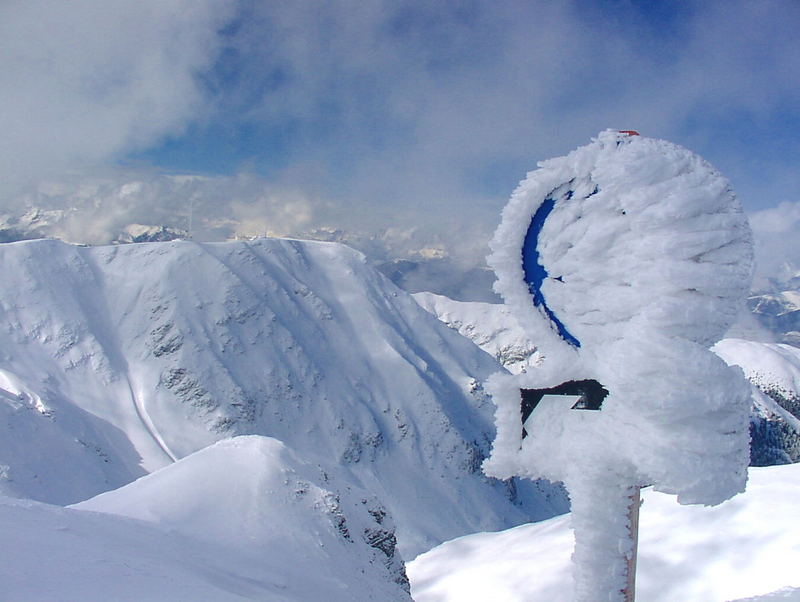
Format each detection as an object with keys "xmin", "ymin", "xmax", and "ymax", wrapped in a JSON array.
[
  {"xmin": 407, "ymin": 463, "xmax": 800, "ymax": 602},
  {"xmin": 6, "ymin": 440, "xmax": 798, "ymax": 602},
  {"xmin": 3, "ymin": 436, "xmax": 411, "ymax": 601}
]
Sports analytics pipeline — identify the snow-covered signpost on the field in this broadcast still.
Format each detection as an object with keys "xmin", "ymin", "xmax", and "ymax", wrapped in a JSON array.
[{"xmin": 482, "ymin": 130, "xmax": 754, "ymax": 601}]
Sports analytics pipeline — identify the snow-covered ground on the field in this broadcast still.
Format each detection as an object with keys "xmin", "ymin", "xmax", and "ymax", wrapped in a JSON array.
[
  {"xmin": 7, "ymin": 458, "xmax": 798, "ymax": 601},
  {"xmin": 408, "ymin": 463, "xmax": 800, "ymax": 602},
  {"xmin": 2, "ymin": 436, "xmax": 410, "ymax": 601}
]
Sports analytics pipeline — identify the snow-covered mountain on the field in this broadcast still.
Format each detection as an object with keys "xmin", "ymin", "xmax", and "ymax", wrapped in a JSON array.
[
  {"xmin": 5, "ymin": 202, "xmax": 800, "ymax": 314},
  {"xmin": 408, "ymin": 462, "xmax": 800, "ymax": 602},
  {"xmin": 0, "ymin": 208, "xmax": 62, "ymax": 243},
  {"xmin": 5, "ymin": 235, "xmax": 797, "ymax": 600},
  {"xmin": 748, "ymin": 290, "xmax": 800, "ymax": 346},
  {"xmin": 2, "ymin": 436, "xmax": 410, "ymax": 601},
  {"xmin": 714, "ymin": 339, "xmax": 800, "ymax": 465},
  {"xmin": 746, "ymin": 261, "xmax": 800, "ymax": 346},
  {"xmin": 415, "ymin": 294, "xmax": 800, "ymax": 466},
  {"xmin": 413, "ymin": 292, "xmax": 539, "ymax": 373},
  {"xmin": 0, "ymin": 237, "xmax": 562, "ymax": 559},
  {"xmin": 114, "ymin": 224, "xmax": 188, "ymax": 244}
]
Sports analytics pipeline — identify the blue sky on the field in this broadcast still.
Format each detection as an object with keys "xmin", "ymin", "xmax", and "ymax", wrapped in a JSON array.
[
  {"xmin": 1, "ymin": 0, "xmax": 798, "ymax": 269},
  {"xmin": 138, "ymin": 1, "xmax": 798, "ymax": 212}
]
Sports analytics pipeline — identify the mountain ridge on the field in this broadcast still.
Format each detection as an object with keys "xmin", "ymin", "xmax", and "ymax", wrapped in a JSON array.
[{"xmin": 0, "ymin": 237, "xmax": 563, "ymax": 558}]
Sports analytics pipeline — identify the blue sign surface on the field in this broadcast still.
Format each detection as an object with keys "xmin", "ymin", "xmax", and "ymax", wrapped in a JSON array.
[{"xmin": 521, "ymin": 188, "xmax": 583, "ymax": 348}]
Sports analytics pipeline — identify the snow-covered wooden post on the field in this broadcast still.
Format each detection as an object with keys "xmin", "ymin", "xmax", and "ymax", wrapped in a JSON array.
[
  {"xmin": 482, "ymin": 130, "xmax": 754, "ymax": 601},
  {"xmin": 624, "ymin": 487, "xmax": 641, "ymax": 601}
]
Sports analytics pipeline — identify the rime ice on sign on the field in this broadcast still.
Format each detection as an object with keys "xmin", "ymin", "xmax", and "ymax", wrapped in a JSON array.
[{"xmin": 482, "ymin": 130, "xmax": 754, "ymax": 601}]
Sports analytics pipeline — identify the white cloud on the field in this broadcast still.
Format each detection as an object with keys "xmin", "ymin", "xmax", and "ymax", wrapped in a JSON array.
[
  {"xmin": 748, "ymin": 201, "xmax": 800, "ymax": 288},
  {"xmin": 749, "ymin": 201, "xmax": 800, "ymax": 235},
  {"xmin": 2, "ymin": 0, "xmax": 797, "ymax": 291},
  {"xmin": 0, "ymin": 166, "xmax": 499, "ymax": 287},
  {"xmin": 179, "ymin": 0, "xmax": 799, "ymax": 226},
  {"xmin": 0, "ymin": 0, "xmax": 235, "ymax": 195}
]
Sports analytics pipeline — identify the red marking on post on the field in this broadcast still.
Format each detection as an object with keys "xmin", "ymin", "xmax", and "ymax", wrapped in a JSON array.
[{"xmin": 619, "ymin": 130, "xmax": 640, "ymax": 136}]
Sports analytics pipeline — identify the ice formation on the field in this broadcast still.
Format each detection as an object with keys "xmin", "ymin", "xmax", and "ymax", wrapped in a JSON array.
[{"xmin": 482, "ymin": 130, "xmax": 754, "ymax": 600}]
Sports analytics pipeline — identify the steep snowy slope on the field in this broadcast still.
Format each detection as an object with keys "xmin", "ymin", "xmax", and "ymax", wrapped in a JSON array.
[
  {"xmin": 408, "ymin": 463, "xmax": 800, "ymax": 602},
  {"xmin": 714, "ymin": 339, "xmax": 800, "ymax": 395},
  {"xmin": 413, "ymin": 292, "xmax": 539, "ymax": 373},
  {"xmin": 0, "ymin": 238, "xmax": 559, "ymax": 556},
  {"xmin": 2, "ymin": 436, "xmax": 410, "ymax": 601},
  {"xmin": 714, "ymin": 339, "xmax": 800, "ymax": 464}
]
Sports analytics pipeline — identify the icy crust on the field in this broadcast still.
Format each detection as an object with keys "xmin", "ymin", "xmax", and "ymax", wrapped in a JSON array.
[
  {"xmin": 483, "ymin": 344, "xmax": 751, "ymax": 503},
  {"xmin": 484, "ymin": 130, "xmax": 753, "ymax": 506},
  {"xmin": 488, "ymin": 129, "xmax": 753, "ymax": 359}
]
